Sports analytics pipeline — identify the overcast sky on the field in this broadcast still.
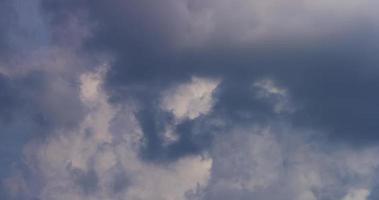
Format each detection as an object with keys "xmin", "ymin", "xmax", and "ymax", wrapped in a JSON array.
[{"xmin": 1, "ymin": 0, "xmax": 379, "ymax": 199}]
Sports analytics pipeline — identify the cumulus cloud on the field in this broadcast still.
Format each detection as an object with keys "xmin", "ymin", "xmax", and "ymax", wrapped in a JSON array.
[
  {"xmin": 161, "ymin": 77, "xmax": 220, "ymax": 120},
  {"xmin": 0, "ymin": 1, "xmax": 104, "ymax": 197},
  {"xmin": 72, "ymin": 0, "xmax": 379, "ymax": 143},
  {"xmin": 4, "ymin": 67, "xmax": 212, "ymax": 200},
  {"xmin": 343, "ymin": 189, "xmax": 370, "ymax": 200},
  {"xmin": 201, "ymin": 126, "xmax": 379, "ymax": 200},
  {"xmin": 2, "ymin": 0, "xmax": 379, "ymax": 199},
  {"xmin": 7, "ymin": 68, "xmax": 379, "ymax": 200}
]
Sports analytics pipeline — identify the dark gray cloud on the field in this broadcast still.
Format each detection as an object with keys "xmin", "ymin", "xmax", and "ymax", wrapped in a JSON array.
[
  {"xmin": 2, "ymin": 0, "xmax": 379, "ymax": 199},
  {"xmin": 42, "ymin": 0, "xmax": 379, "ymax": 151},
  {"xmin": 69, "ymin": 167, "xmax": 99, "ymax": 195},
  {"xmin": 0, "ymin": 70, "xmax": 86, "ymax": 199},
  {"xmin": 0, "ymin": 0, "xmax": 14, "ymax": 58},
  {"xmin": 0, "ymin": 1, "xmax": 90, "ymax": 198}
]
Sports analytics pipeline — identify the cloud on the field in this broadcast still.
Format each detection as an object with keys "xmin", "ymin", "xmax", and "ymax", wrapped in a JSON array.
[
  {"xmin": 0, "ymin": 0, "xmax": 13, "ymax": 57},
  {"xmin": 2, "ymin": 0, "xmax": 379, "ymax": 199},
  {"xmin": 40, "ymin": 0, "xmax": 379, "ymax": 49},
  {"xmin": 200, "ymin": 125, "xmax": 379, "ymax": 200},
  {"xmin": 0, "ymin": 1, "xmax": 100, "ymax": 197},
  {"xmin": 7, "ymin": 68, "xmax": 378, "ymax": 200},
  {"xmin": 161, "ymin": 76, "xmax": 220, "ymax": 120},
  {"xmin": 55, "ymin": 0, "xmax": 379, "ymax": 144},
  {"xmin": 253, "ymin": 78, "xmax": 295, "ymax": 114},
  {"xmin": 343, "ymin": 189, "xmax": 370, "ymax": 200},
  {"xmin": 3, "ymin": 67, "xmax": 212, "ymax": 200}
]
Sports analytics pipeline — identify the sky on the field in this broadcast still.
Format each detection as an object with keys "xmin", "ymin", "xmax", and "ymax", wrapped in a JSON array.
[{"xmin": 1, "ymin": 0, "xmax": 379, "ymax": 199}]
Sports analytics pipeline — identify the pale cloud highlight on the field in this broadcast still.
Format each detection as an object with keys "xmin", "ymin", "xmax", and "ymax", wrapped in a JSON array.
[
  {"xmin": 161, "ymin": 77, "xmax": 220, "ymax": 120},
  {"xmin": 5, "ymin": 67, "xmax": 212, "ymax": 200}
]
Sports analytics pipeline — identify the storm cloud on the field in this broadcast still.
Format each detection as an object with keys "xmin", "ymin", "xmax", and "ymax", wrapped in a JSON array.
[{"xmin": 1, "ymin": 0, "xmax": 379, "ymax": 199}]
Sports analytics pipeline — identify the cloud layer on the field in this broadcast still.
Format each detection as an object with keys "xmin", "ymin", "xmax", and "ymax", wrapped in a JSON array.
[{"xmin": 1, "ymin": 0, "xmax": 379, "ymax": 199}]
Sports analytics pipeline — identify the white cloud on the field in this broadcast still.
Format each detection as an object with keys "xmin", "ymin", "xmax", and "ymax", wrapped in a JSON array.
[
  {"xmin": 201, "ymin": 126, "xmax": 379, "ymax": 200},
  {"xmin": 342, "ymin": 188, "xmax": 370, "ymax": 200},
  {"xmin": 161, "ymin": 76, "xmax": 220, "ymax": 120},
  {"xmin": 159, "ymin": 76, "xmax": 220, "ymax": 144},
  {"xmin": 3, "ymin": 62, "xmax": 379, "ymax": 200},
  {"xmin": 5, "ymin": 67, "xmax": 212, "ymax": 200}
]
